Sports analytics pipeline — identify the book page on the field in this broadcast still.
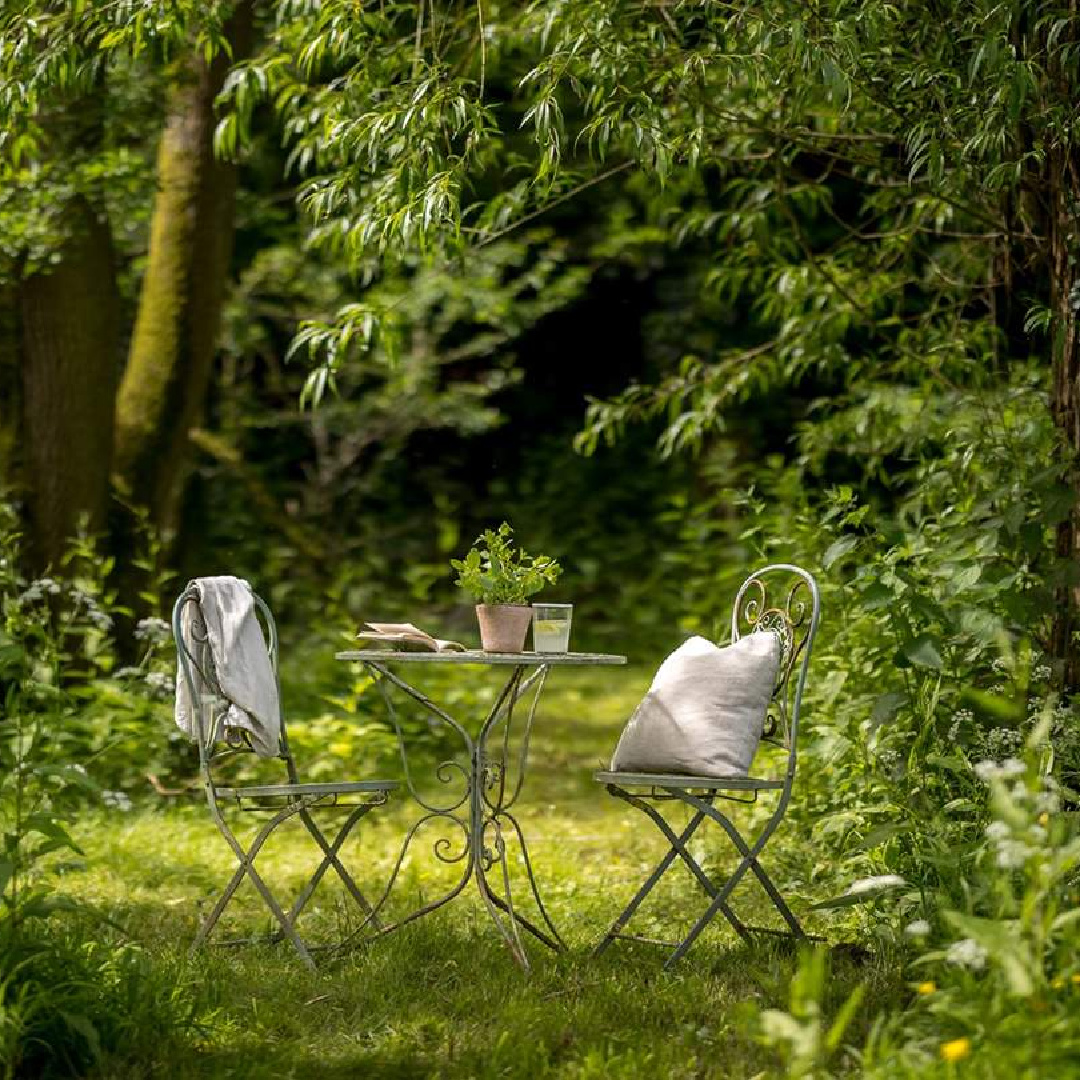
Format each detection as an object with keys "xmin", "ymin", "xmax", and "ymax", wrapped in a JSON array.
[
  {"xmin": 357, "ymin": 623, "xmax": 466, "ymax": 651},
  {"xmin": 362, "ymin": 622, "xmax": 433, "ymax": 642}
]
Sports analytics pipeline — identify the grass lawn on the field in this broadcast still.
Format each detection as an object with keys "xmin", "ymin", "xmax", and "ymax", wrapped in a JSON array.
[{"xmin": 58, "ymin": 667, "xmax": 898, "ymax": 1078}]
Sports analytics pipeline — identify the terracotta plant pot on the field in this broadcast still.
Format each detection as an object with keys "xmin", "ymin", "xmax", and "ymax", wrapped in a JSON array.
[{"xmin": 475, "ymin": 604, "xmax": 533, "ymax": 653}]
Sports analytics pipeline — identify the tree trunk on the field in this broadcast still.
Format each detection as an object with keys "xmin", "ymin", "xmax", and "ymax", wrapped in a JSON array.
[
  {"xmin": 0, "ymin": 287, "xmax": 20, "ymax": 483},
  {"xmin": 1048, "ymin": 142, "xmax": 1080, "ymax": 689},
  {"xmin": 112, "ymin": 1, "xmax": 253, "ymax": 533},
  {"xmin": 19, "ymin": 197, "xmax": 121, "ymax": 568},
  {"xmin": 1044, "ymin": 1, "xmax": 1080, "ymax": 689}
]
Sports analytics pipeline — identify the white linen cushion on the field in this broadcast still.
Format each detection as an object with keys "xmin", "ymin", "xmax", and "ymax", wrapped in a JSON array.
[{"xmin": 609, "ymin": 632, "xmax": 781, "ymax": 778}]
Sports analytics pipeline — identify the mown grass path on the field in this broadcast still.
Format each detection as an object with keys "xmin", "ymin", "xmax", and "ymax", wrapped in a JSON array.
[{"xmin": 62, "ymin": 668, "xmax": 888, "ymax": 1078}]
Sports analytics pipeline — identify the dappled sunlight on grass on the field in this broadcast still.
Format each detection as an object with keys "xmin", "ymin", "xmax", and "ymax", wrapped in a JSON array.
[{"xmin": 58, "ymin": 665, "xmax": 867, "ymax": 1077}]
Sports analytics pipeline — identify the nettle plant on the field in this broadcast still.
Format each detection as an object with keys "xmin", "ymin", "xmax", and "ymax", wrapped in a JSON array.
[{"xmin": 451, "ymin": 522, "xmax": 561, "ymax": 606}]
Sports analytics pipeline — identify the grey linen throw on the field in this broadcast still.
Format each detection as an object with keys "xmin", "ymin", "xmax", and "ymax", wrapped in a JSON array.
[{"xmin": 174, "ymin": 576, "xmax": 282, "ymax": 758}]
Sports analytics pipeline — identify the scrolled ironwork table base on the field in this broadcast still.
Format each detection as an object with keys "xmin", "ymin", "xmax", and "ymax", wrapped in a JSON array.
[{"xmin": 334, "ymin": 649, "xmax": 626, "ymax": 969}]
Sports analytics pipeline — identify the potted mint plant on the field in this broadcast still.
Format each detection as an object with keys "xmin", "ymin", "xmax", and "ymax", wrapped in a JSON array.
[{"xmin": 451, "ymin": 522, "xmax": 562, "ymax": 652}]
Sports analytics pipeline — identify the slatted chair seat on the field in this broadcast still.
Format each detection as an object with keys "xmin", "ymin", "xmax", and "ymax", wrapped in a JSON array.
[
  {"xmin": 594, "ymin": 771, "xmax": 786, "ymax": 792},
  {"xmin": 594, "ymin": 563, "xmax": 820, "ymax": 969},
  {"xmin": 216, "ymin": 780, "xmax": 397, "ymax": 801},
  {"xmin": 172, "ymin": 580, "xmax": 398, "ymax": 970}
]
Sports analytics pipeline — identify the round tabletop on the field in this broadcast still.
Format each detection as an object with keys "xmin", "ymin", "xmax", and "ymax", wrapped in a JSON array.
[{"xmin": 336, "ymin": 649, "xmax": 627, "ymax": 666}]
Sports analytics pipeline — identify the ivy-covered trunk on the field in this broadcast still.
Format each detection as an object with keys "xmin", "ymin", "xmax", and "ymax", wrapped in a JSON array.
[
  {"xmin": 112, "ymin": 0, "xmax": 253, "ymax": 535},
  {"xmin": 19, "ymin": 197, "xmax": 120, "ymax": 568}
]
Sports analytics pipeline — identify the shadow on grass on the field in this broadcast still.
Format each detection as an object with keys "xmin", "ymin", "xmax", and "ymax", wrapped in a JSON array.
[{"xmin": 85, "ymin": 908, "xmax": 893, "ymax": 1080}]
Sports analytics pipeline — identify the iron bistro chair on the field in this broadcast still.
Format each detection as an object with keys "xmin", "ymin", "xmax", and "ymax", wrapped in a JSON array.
[
  {"xmin": 593, "ymin": 564, "xmax": 820, "ymax": 969},
  {"xmin": 172, "ymin": 583, "xmax": 397, "ymax": 969}
]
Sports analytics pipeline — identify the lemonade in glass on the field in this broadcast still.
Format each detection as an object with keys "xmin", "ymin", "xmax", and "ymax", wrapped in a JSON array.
[{"xmin": 532, "ymin": 604, "xmax": 572, "ymax": 652}]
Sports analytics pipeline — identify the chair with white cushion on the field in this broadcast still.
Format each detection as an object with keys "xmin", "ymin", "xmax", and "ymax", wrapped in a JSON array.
[{"xmin": 594, "ymin": 564, "xmax": 820, "ymax": 969}]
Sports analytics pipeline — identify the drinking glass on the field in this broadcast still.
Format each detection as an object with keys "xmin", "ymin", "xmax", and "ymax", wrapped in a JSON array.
[{"xmin": 532, "ymin": 603, "xmax": 573, "ymax": 653}]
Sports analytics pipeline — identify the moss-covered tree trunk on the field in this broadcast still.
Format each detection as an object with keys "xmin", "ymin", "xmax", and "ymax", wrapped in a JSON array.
[
  {"xmin": 112, "ymin": 1, "xmax": 253, "ymax": 533},
  {"xmin": 19, "ymin": 197, "xmax": 121, "ymax": 568},
  {"xmin": 1048, "ymin": 149, "xmax": 1080, "ymax": 689}
]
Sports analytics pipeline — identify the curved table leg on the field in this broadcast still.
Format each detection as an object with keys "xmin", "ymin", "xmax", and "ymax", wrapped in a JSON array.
[
  {"xmin": 356, "ymin": 660, "xmax": 563, "ymax": 969},
  {"xmin": 474, "ymin": 664, "xmax": 565, "ymax": 966}
]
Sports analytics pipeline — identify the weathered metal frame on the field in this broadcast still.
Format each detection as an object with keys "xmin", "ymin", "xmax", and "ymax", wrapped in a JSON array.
[
  {"xmin": 593, "ymin": 564, "xmax": 820, "ymax": 969},
  {"xmin": 172, "ymin": 585, "xmax": 396, "ymax": 970},
  {"xmin": 333, "ymin": 649, "xmax": 627, "ymax": 970}
]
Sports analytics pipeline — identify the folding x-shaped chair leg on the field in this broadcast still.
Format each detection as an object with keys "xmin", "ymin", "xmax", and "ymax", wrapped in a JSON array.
[
  {"xmin": 594, "ymin": 797, "xmax": 751, "ymax": 956},
  {"xmin": 596, "ymin": 786, "xmax": 806, "ymax": 969},
  {"xmin": 285, "ymin": 804, "xmax": 384, "ymax": 932},
  {"xmin": 194, "ymin": 799, "xmax": 318, "ymax": 969},
  {"xmin": 665, "ymin": 791, "xmax": 805, "ymax": 968}
]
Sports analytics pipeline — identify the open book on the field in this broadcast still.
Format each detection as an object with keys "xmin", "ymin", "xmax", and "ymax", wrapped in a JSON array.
[{"xmin": 356, "ymin": 622, "xmax": 467, "ymax": 652}]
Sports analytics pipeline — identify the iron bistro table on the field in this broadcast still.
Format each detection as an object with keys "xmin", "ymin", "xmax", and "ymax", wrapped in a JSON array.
[{"xmin": 334, "ymin": 648, "xmax": 627, "ymax": 969}]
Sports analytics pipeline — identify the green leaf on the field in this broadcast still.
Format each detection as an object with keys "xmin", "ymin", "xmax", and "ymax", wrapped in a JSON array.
[
  {"xmin": 822, "ymin": 535, "xmax": 858, "ymax": 570},
  {"xmin": 871, "ymin": 691, "xmax": 906, "ymax": 728},
  {"xmin": 925, "ymin": 753, "xmax": 969, "ymax": 775},
  {"xmin": 825, "ymin": 984, "xmax": 865, "ymax": 1051},
  {"xmin": 858, "ymin": 583, "xmax": 894, "ymax": 611},
  {"xmin": 903, "ymin": 636, "xmax": 943, "ymax": 670},
  {"xmin": 1051, "ymin": 909, "xmax": 1080, "ymax": 934},
  {"xmin": 812, "ymin": 878, "xmax": 908, "ymax": 910},
  {"xmin": 945, "ymin": 564, "xmax": 981, "ymax": 595},
  {"xmin": 847, "ymin": 823, "xmax": 913, "ymax": 853},
  {"xmin": 59, "ymin": 1010, "xmax": 101, "ymax": 1059},
  {"xmin": 962, "ymin": 688, "xmax": 1024, "ymax": 723},
  {"xmin": 24, "ymin": 813, "xmax": 83, "ymax": 855}
]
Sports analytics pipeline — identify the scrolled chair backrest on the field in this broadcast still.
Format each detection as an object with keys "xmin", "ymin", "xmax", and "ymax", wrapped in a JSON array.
[{"xmin": 730, "ymin": 564, "xmax": 820, "ymax": 769}]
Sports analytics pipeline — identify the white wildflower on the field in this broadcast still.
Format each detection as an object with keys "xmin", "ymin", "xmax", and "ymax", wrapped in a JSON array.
[
  {"xmin": 1035, "ymin": 788, "xmax": 1062, "ymax": 814},
  {"xmin": 135, "ymin": 616, "xmax": 170, "ymax": 644},
  {"xmin": 19, "ymin": 577, "xmax": 60, "ymax": 603},
  {"xmin": 985, "ymin": 821, "xmax": 1010, "ymax": 842},
  {"xmin": 974, "ymin": 758, "xmax": 1026, "ymax": 782},
  {"xmin": 87, "ymin": 608, "xmax": 113, "ymax": 631},
  {"xmin": 948, "ymin": 709, "xmax": 974, "ymax": 743},
  {"xmin": 145, "ymin": 671, "xmax": 174, "ymax": 696},
  {"xmin": 877, "ymin": 748, "xmax": 900, "ymax": 770},
  {"xmin": 848, "ymin": 874, "xmax": 906, "ymax": 895},
  {"xmin": 995, "ymin": 839, "xmax": 1030, "ymax": 870},
  {"xmin": 977, "ymin": 728, "xmax": 1023, "ymax": 760},
  {"xmin": 947, "ymin": 938, "xmax": 988, "ymax": 970},
  {"xmin": 904, "ymin": 919, "xmax": 931, "ymax": 937},
  {"xmin": 102, "ymin": 790, "xmax": 133, "ymax": 812},
  {"xmin": 1033, "ymin": 664, "xmax": 1053, "ymax": 683}
]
